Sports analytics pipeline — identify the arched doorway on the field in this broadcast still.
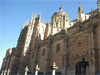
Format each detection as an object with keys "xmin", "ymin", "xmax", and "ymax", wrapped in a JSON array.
[
  {"xmin": 75, "ymin": 57, "xmax": 89, "ymax": 75},
  {"xmin": 75, "ymin": 63, "xmax": 81, "ymax": 75}
]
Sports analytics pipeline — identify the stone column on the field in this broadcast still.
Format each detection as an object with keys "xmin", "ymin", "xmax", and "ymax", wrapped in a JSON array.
[
  {"xmin": 51, "ymin": 62, "xmax": 58, "ymax": 75},
  {"xmin": 4, "ymin": 70, "xmax": 7, "ymax": 75},
  {"xmin": 88, "ymin": 15, "xmax": 96, "ymax": 75},
  {"xmin": 35, "ymin": 65, "xmax": 40, "ymax": 75},
  {"xmin": 7, "ymin": 69, "xmax": 10, "ymax": 75},
  {"xmin": 89, "ymin": 32, "xmax": 96, "ymax": 74},
  {"xmin": 25, "ymin": 66, "xmax": 29, "ymax": 75},
  {"xmin": 32, "ymin": 38, "xmax": 39, "ymax": 72}
]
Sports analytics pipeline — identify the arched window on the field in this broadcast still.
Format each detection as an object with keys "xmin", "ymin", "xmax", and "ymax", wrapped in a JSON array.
[
  {"xmin": 42, "ymin": 48, "xmax": 45, "ymax": 56},
  {"xmin": 78, "ymin": 42, "xmax": 82, "ymax": 48},
  {"xmin": 56, "ymin": 44, "xmax": 60, "ymax": 53}
]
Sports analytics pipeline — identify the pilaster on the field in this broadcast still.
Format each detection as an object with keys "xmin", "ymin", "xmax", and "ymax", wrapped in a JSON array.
[
  {"xmin": 44, "ymin": 36, "xmax": 52, "ymax": 75},
  {"xmin": 88, "ymin": 17, "xmax": 96, "ymax": 74}
]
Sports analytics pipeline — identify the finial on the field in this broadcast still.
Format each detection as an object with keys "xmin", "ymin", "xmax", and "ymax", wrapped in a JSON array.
[
  {"xmin": 25, "ymin": 66, "xmax": 29, "ymax": 75},
  {"xmin": 25, "ymin": 66, "xmax": 29, "ymax": 71},
  {"xmin": 65, "ymin": 9, "xmax": 69, "ymax": 21},
  {"xmin": 26, "ymin": 19, "xmax": 29, "ymax": 25},
  {"xmin": 59, "ymin": 4, "xmax": 63, "ymax": 11},
  {"xmin": 38, "ymin": 11, "xmax": 41, "ymax": 21},
  {"xmin": 53, "ymin": 62, "xmax": 56, "ymax": 66},
  {"xmin": 51, "ymin": 62, "xmax": 58, "ymax": 70},
  {"xmin": 32, "ymin": 12, "xmax": 34, "ymax": 17},
  {"xmin": 30, "ymin": 12, "xmax": 34, "ymax": 23},
  {"xmin": 39, "ymin": 11, "xmax": 41, "ymax": 18},
  {"xmin": 23, "ymin": 21, "xmax": 25, "ymax": 25},
  {"xmin": 34, "ymin": 11, "xmax": 36, "ymax": 18},
  {"xmin": 22, "ymin": 21, "xmax": 25, "ymax": 29},
  {"xmin": 39, "ymin": 11, "xmax": 41, "ymax": 16},
  {"xmin": 79, "ymin": 0, "xmax": 82, "ymax": 9},
  {"xmin": 35, "ymin": 65, "xmax": 40, "ymax": 71},
  {"xmin": 78, "ymin": 0, "xmax": 84, "ymax": 13}
]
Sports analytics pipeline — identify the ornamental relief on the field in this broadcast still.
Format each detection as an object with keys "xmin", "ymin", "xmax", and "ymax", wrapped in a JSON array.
[
  {"xmin": 69, "ymin": 33, "xmax": 89, "ymax": 51},
  {"xmin": 70, "ymin": 50, "xmax": 89, "ymax": 67}
]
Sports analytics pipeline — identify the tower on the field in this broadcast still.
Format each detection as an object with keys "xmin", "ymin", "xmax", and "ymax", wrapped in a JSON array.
[
  {"xmin": 38, "ymin": 11, "xmax": 41, "ymax": 21},
  {"xmin": 98, "ymin": 0, "xmax": 100, "ymax": 12},
  {"xmin": 51, "ymin": 5, "xmax": 69, "ymax": 35}
]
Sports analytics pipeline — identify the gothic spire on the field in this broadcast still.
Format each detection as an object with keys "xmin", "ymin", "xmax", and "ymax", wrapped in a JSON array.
[
  {"xmin": 78, "ymin": 1, "xmax": 84, "ymax": 13},
  {"xmin": 77, "ymin": 1, "xmax": 84, "ymax": 22},
  {"xmin": 38, "ymin": 11, "xmax": 41, "ymax": 20},
  {"xmin": 30, "ymin": 12, "xmax": 34, "ymax": 23},
  {"xmin": 26, "ymin": 19, "xmax": 29, "ymax": 25},
  {"xmin": 98, "ymin": 0, "xmax": 100, "ymax": 12},
  {"xmin": 22, "ymin": 21, "xmax": 25, "ymax": 29},
  {"xmin": 39, "ymin": 11, "xmax": 41, "ymax": 17},
  {"xmin": 32, "ymin": 12, "xmax": 33, "ymax": 17},
  {"xmin": 34, "ymin": 11, "xmax": 36, "ymax": 18},
  {"xmin": 65, "ymin": 10, "xmax": 69, "ymax": 21}
]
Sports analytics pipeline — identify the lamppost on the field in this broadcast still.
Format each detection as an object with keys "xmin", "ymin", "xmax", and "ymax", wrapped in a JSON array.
[{"xmin": 78, "ymin": 56, "xmax": 89, "ymax": 75}]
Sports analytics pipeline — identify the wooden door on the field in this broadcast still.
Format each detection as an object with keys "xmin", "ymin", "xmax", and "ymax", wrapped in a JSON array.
[{"xmin": 75, "ymin": 63, "xmax": 81, "ymax": 75}]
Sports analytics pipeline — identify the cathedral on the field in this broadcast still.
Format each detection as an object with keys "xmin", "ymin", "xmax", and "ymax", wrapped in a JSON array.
[{"xmin": 1, "ymin": 0, "xmax": 100, "ymax": 75}]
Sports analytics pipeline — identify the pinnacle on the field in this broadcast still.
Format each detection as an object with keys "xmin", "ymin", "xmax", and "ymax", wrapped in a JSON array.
[
  {"xmin": 34, "ymin": 11, "xmax": 36, "ymax": 17},
  {"xmin": 32, "ymin": 12, "xmax": 34, "ymax": 17},
  {"xmin": 39, "ymin": 11, "xmax": 41, "ymax": 15},
  {"xmin": 26, "ymin": 19, "xmax": 29, "ymax": 25},
  {"xmin": 78, "ymin": 1, "xmax": 84, "ymax": 13}
]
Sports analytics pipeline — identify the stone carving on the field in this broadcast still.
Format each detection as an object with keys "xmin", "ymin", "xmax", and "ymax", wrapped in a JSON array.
[
  {"xmin": 35, "ymin": 65, "xmax": 40, "ymax": 75},
  {"xmin": 51, "ymin": 62, "xmax": 58, "ymax": 75},
  {"xmin": 7, "ymin": 69, "xmax": 10, "ymax": 75},
  {"xmin": 25, "ymin": 66, "xmax": 29, "ymax": 75}
]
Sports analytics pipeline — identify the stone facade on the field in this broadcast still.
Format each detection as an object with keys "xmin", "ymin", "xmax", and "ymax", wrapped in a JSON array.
[{"xmin": 1, "ymin": 0, "xmax": 100, "ymax": 75}]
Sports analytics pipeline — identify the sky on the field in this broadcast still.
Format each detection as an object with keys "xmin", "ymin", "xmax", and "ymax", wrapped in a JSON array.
[{"xmin": 0, "ymin": 0, "xmax": 97, "ymax": 69}]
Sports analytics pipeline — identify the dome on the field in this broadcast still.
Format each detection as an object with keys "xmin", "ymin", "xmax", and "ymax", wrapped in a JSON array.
[
  {"xmin": 51, "ymin": 5, "xmax": 69, "ymax": 21},
  {"xmin": 52, "ymin": 5, "xmax": 66, "ymax": 16}
]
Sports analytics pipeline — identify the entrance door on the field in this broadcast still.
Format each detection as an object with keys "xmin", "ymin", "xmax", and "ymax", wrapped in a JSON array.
[{"xmin": 75, "ymin": 63, "xmax": 81, "ymax": 75}]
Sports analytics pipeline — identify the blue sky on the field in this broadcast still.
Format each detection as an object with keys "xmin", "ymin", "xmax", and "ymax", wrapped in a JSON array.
[{"xmin": 0, "ymin": 0, "xmax": 97, "ymax": 69}]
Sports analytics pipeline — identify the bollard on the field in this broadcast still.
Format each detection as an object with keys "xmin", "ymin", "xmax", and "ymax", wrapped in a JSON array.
[
  {"xmin": 25, "ymin": 66, "xmax": 29, "ymax": 75},
  {"xmin": 35, "ymin": 65, "xmax": 40, "ymax": 75},
  {"xmin": 4, "ymin": 70, "xmax": 7, "ymax": 75},
  {"xmin": 7, "ymin": 69, "xmax": 10, "ymax": 75},
  {"xmin": 1, "ymin": 71, "xmax": 4, "ymax": 75},
  {"xmin": 51, "ymin": 62, "xmax": 58, "ymax": 75}
]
